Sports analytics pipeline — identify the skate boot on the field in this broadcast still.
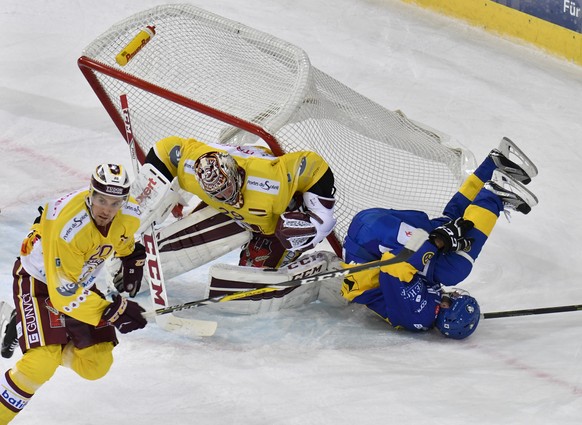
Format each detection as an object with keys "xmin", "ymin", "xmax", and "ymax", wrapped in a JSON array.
[
  {"xmin": 1, "ymin": 308, "xmax": 19, "ymax": 359},
  {"xmin": 489, "ymin": 137, "xmax": 538, "ymax": 185},
  {"xmin": 484, "ymin": 169, "xmax": 538, "ymax": 215}
]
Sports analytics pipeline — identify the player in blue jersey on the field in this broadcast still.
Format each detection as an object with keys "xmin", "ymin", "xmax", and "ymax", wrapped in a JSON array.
[{"xmin": 341, "ymin": 138, "xmax": 538, "ymax": 339}]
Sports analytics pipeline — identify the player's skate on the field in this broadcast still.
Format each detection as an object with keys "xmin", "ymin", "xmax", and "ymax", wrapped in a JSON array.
[
  {"xmin": 484, "ymin": 169, "xmax": 538, "ymax": 215},
  {"xmin": 489, "ymin": 137, "xmax": 538, "ymax": 185},
  {"xmin": 0, "ymin": 304, "xmax": 18, "ymax": 359}
]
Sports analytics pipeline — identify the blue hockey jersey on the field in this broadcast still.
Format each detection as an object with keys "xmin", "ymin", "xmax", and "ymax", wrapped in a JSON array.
[{"xmin": 341, "ymin": 156, "xmax": 503, "ymax": 332}]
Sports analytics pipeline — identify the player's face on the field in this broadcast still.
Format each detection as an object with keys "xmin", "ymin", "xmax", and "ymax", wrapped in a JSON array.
[
  {"xmin": 213, "ymin": 181, "xmax": 237, "ymax": 203},
  {"xmin": 91, "ymin": 193, "xmax": 125, "ymax": 226},
  {"xmin": 440, "ymin": 297, "xmax": 452, "ymax": 309}
]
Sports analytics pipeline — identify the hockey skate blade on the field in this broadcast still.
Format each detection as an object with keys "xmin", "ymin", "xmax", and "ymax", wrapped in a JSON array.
[
  {"xmin": 144, "ymin": 311, "xmax": 218, "ymax": 336},
  {"xmin": 492, "ymin": 169, "xmax": 539, "ymax": 209},
  {"xmin": 499, "ymin": 137, "xmax": 539, "ymax": 180}
]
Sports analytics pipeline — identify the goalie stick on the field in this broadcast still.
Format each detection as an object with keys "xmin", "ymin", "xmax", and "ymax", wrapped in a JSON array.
[
  {"xmin": 152, "ymin": 228, "xmax": 429, "ymax": 315},
  {"xmin": 120, "ymin": 94, "xmax": 217, "ymax": 336}
]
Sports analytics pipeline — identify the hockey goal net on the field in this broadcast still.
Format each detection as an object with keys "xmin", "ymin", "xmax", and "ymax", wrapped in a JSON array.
[{"xmin": 78, "ymin": 4, "xmax": 474, "ymax": 256}]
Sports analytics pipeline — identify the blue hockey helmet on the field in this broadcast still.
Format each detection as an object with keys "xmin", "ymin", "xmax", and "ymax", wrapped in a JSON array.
[{"xmin": 435, "ymin": 291, "xmax": 480, "ymax": 340}]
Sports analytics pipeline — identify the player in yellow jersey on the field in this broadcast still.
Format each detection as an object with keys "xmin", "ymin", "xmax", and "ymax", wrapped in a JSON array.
[
  {"xmin": 0, "ymin": 164, "xmax": 147, "ymax": 424},
  {"xmin": 145, "ymin": 136, "xmax": 337, "ymax": 269}
]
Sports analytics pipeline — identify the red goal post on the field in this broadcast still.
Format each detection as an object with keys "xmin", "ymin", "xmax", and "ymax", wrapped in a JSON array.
[{"xmin": 78, "ymin": 4, "xmax": 475, "ymax": 257}]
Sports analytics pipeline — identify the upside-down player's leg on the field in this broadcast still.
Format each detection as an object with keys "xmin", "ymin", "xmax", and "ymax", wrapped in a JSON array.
[
  {"xmin": 429, "ymin": 169, "xmax": 537, "ymax": 287},
  {"xmin": 441, "ymin": 138, "xmax": 536, "ymax": 220},
  {"xmin": 0, "ymin": 345, "xmax": 61, "ymax": 423}
]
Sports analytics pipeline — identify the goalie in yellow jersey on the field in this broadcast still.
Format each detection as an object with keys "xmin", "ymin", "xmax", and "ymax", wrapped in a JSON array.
[
  {"xmin": 0, "ymin": 164, "xmax": 147, "ymax": 424},
  {"xmin": 144, "ymin": 136, "xmax": 337, "ymax": 269},
  {"xmin": 124, "ymin": 136, "xmax": 337, "ymax": 313}
]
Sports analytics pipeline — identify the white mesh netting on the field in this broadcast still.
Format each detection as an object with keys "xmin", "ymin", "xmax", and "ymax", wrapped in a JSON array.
[{"xmin": 80, "ymin": 4, "xmax": 475, "ymax": 247}]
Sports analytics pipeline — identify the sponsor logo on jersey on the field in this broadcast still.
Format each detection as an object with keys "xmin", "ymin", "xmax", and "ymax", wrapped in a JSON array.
[
  {"xmin": 422, "ymin": 251, "xmax": 434, "ymax": 265},
  {"xmin": 415, "ymin": 299, "xmax": 428, "ymax": 313},
  {"xmin": 396, "ymin": 222, "xmax": 417, "ymax": 245},
  {"xmin": 246, "ymin": 176, "xmax": 280, "ymax": 194},
  {"xmin": 169, "ymin": 145, "xmax": 182, "ymax": 167},
  {"xmin": 45, "ymin": 299, "xmax": 65, "ymax": 328},
  {"xmin": 46, "ymin": 190, "xmax": 80, "ymax": 220},
  {"xmin": 401, "ymin": 280, "xmax": 423, "ymax": 300},
  {"xmin": 56, "ymin": 282, "xmax": 78, "ymax": 297},
  {"xmin": 123, "ymin": 202, "xmax": 141, "ymax": 218},
  {"xmin": 183, "ymin": 159, "xmax": 196, "ymax": 175},
  {"xmin": 60, "ymin": 210, "xmax": 89, "ymax": 242},
  {"xmin": 233, "ymin": 145, "xmax": 274, "ymax": 158},
  {"xmin": 298, "ymin": 157, "xmax": 307, "ymax": 175},
  {"xmin": 1, "ymin": 388, "xmax": 28, "ymax": 411},
  {"xmin": 21, "ymin": 293, "xmax": 40, "ymax": 345},
  {"xmin": 62, "ymin": 288, "xmax": 92, "ymax": 314}
]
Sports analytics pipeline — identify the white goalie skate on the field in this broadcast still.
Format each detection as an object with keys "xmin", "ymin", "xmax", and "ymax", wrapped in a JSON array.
[
  {"xmin": 489, "ymin": 137, "xmax": 538, "ymax": 185},
  {"xmin": 485, "ymin": 169, "xmax": 538, "ymax": 216}
]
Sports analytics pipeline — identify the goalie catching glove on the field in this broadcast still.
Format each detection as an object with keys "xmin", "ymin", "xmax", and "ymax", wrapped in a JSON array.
[
  {"xmin": 429, "ymin": 217, "xmax": 474, "ymax": 253},
  {"xmin": 275, "ymin": 192, "xmax": 336, "ymax": 251},
  {"xmin": 112, "ymin": 243, "xmax": 146, "ymax": 297},
  {"xmin": 102, "ymin": 294, "xmax": 147, "ymax": 334}
]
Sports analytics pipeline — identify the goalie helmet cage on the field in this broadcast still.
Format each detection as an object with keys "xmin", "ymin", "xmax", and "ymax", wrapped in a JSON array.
[{"xmin": 78, "ymin": 4, "xmax": 475, "ymax": 257}]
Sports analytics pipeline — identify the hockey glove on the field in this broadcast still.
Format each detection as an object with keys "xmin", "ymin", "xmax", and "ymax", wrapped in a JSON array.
[
  {"xmin": 275, "ymin": 211, "xmax": 318, "ymax": 251},
  {"xmin": 102, "ymin": 295, "xmax": 147, "ymax": 334},
  {"xmin": 429, "ymin": 217, "xmax": 474, "ymax": 253},
  {"xmin": 113, "ymin": 243, "xmax": 146, "ymax": 298}
]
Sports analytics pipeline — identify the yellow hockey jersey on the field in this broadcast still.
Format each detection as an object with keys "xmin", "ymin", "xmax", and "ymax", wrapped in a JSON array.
[
  {"xmin": 19, "ymin": 189, "xmax": 141, "ymax": 325},
  {"xmin": 153, "ymin": 136, "xmax": 329, "ymax": 235}
]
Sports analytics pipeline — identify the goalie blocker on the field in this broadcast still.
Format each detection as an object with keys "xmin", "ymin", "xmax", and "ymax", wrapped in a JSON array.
[{"xmin": 206, "ymin": 251, "xmax": 347, "ymax": 315}]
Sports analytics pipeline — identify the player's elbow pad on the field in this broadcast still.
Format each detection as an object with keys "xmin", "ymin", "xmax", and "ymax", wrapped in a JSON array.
[{"xmin": 303, "ymin": 191, "xmax": 337, "ymax": 247}]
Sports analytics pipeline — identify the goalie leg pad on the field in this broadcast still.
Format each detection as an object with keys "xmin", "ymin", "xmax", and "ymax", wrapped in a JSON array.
[
  {"xmin": 206, "ymin": 251, "xmax": 338, "ymax": 314},
  {"xmin": 132, "ymin": 163, "xmax": 186, "ymax": 235},
  {"xmin": 157, "ymin": 205, "xmax": 250, "ymax": 280}
]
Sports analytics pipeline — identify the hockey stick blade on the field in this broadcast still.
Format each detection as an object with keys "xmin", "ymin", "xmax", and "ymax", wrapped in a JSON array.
[
  {"xmin": 499, "ymin": 137, "xmax": 538, "ymax": 180},
  {"xmin": 483, "ymin": 304, "xmax": 582, "ymax": 319},
  {"xmin": 143, "ymin": 223, "xmax": 218, "ymax": 336},
  {"xmin": 153, "ymin": 229, "xmax": 429, "ymax": 315},
  {"xmin": 142, "ymin": 311, "xmax": 217, "ymax": 336}
]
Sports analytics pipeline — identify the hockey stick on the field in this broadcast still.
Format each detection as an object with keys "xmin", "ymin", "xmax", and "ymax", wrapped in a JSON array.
[
  {"xmin": 483, "ymin": 304, "xmax": 582, "ymax": 319},
  {"xmin": 120, "ymin": 94, "xmax": 217, "ymax": 336},
  {"xmin": 152, "ymin": 229, "xmax": 429, "ymax": 315}
]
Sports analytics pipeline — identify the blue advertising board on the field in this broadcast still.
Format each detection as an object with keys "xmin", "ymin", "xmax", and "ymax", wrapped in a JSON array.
[{"xmin": 492, "ymin": 0, "xmax": 582, "ymax": 33}]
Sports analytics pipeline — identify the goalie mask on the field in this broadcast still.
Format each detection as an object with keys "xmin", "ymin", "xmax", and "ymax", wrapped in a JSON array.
[
  {"xmin": 194, "ymin": 151, "xmax": 244, "ymax": 208},
  {"xmin": 89, "ymin": 163, "xmax": 131, "ymax": 201},
  {"xmin": 435, "ymin": 290, "xmax": 480, "ymax": 340}
]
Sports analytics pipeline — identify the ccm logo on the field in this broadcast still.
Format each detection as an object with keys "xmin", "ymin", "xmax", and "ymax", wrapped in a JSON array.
[{"xmin": 143, "ymin": 233, "xmax": 166, "ymax": 307}]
